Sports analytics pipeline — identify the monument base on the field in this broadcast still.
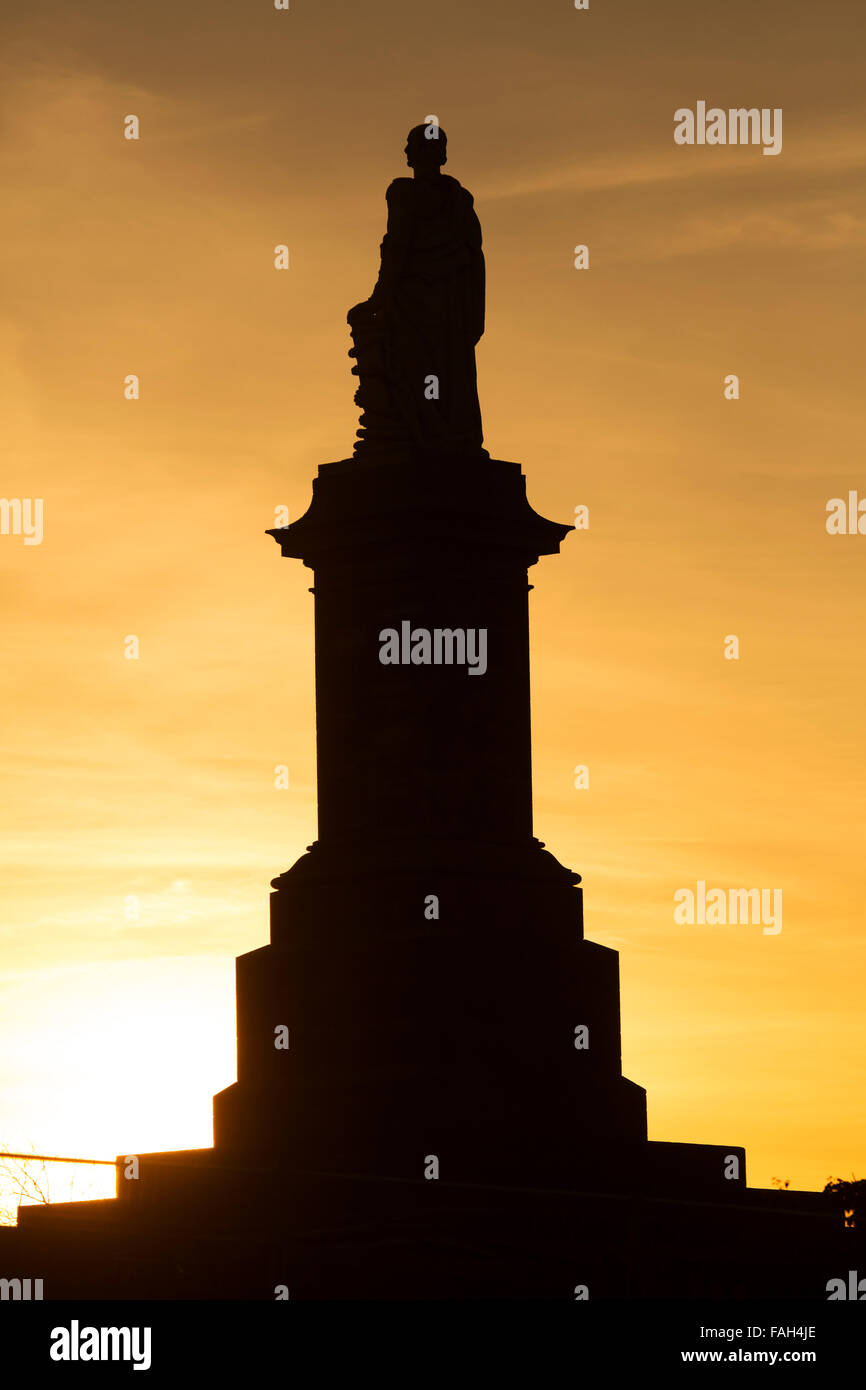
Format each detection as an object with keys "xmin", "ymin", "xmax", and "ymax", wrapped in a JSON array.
[{"xmin": 6, "ymin": 1158, "xmax": 854, "ymax": 1300}]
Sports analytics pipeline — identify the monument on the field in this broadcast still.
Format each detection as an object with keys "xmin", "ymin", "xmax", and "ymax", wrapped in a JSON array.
[{"xmin": 2, "ymin": 129, "xmax": 858, "ymax": 1300}]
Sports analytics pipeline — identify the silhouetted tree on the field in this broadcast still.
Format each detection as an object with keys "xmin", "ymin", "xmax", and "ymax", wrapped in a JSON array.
[
  {"xmin": 823, "ymin": 1175, "xmax": 865, "ymax": 1228},
  {"xmin": 0, "ymin": 1143, "xmax": 53, "ymax": 1225}
]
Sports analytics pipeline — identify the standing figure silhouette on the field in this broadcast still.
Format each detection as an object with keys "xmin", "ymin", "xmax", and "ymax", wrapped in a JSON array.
[{"xmin": 348, "ymin": 125, "xmax": 487, "ymax": 460}]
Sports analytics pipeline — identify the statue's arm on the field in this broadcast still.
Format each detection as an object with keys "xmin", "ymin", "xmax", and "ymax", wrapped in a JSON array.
[
  {"xmin": 369, "ymin": 181, "xmax": 412, "ymax": 308},
  {"xmin": 473, "ymin": 247, "xmax": 485, "ymax": 344},
  {"xmin": 466, "ymin": 195, "xmax": 485, "ymax": 344}
]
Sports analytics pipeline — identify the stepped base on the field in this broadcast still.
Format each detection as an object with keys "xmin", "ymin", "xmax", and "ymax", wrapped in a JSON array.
[{"xmin": 8, "ymin": 1155, "xmax": 853, "ymax": 1300}]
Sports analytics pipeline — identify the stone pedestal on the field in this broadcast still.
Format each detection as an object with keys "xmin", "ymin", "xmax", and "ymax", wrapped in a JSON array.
[{"xmin": 213, "ymin": 453, "xmax": 648, "ymax": 1187}]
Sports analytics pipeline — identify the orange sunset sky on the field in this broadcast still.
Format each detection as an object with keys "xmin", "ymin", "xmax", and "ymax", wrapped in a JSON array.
[{"xmin": 1, "ymin": 0, "xmax": 864, "ymax": 1214}]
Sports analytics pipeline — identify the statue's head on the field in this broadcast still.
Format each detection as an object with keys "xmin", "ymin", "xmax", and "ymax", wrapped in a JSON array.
[{"xmin": 405, "ymin": 123, "xmax": 447, "ymax": 172}]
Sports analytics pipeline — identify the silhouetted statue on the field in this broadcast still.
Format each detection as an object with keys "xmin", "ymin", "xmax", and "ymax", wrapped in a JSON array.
[{"xmin": 347, "ymin": 124, "xmax": 487, "ymax": 460}]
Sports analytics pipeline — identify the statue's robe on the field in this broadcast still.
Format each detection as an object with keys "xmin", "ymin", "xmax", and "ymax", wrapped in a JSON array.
[{"xmin": 351, "ymin": 174, "xmax": 486, "ymax": 458}]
